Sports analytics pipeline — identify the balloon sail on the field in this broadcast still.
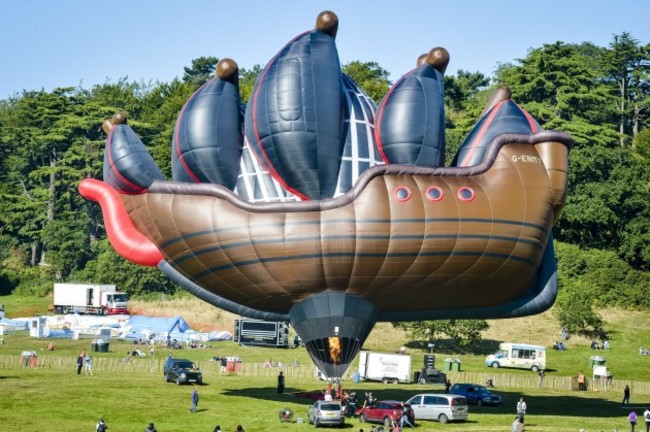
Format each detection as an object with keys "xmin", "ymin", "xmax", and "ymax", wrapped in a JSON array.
[{"xmin": 79, "ymin": 10, "xmax": 571, "ymax": 380}]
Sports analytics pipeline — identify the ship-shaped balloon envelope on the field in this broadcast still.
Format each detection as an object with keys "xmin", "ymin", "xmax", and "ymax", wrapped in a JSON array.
[{"xmin": 79, "ymin": 10, "xmax": 571, "ymax": 380}]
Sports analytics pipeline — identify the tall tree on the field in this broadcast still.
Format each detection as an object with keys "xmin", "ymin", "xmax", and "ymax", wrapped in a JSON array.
[
  {"xmin": 342, "ymin": 61, "xmax": 392, "ymax": 103},
  {"xmin": 183, "ymin": 56, "xmax": 219, "ymax": 88},
  {"xmin": 600, "ymin": 33, "xmax": 650, "ymax": 147}
]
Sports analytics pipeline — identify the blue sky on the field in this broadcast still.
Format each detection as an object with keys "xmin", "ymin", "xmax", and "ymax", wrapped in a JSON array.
[{"xmin": 2, "ymin": 0, "xmax": 649, "ymax": 100}]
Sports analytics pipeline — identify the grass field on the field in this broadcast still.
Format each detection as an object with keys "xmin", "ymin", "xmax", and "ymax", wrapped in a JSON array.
[{"xmin": 2, "ymin": 295, "xmax": 650, "ymax": 431}]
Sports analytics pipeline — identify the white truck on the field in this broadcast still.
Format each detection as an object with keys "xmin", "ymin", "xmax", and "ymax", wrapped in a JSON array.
[
  {"xmin": 358, "ymin": 351, "xmax": 412, "ymax": 384},
  {"xmin": 53, "ymin": 283, "xmax": 129, "ymax": 315}
]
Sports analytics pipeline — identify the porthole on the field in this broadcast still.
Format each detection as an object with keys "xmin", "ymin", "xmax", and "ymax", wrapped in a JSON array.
[
  {"xmin": 457, "ymin": 187, "xmax": 475, "ymax": 202},
  {"xmin": 394, "ymin": 186, "xmax": 412, "ymax": 202},
  {"xmin": 425, "ymin": 186, "xmax": 444, "ymax": 202}
]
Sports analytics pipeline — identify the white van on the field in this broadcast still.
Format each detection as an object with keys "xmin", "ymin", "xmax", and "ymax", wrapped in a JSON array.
[
  {"xmin": 406, "ymin": 393, "xmax": 468, "ymax": 424},
  {"xmin": 485, "ymin": 343, "xmax": 546, "ymax": 371}
]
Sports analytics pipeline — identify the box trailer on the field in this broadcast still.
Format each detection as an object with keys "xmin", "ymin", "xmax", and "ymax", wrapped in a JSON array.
[
  {"xmin": 358, "ymin": 351, "xmax": 412, "ymax": 384},
  {"xmin": 53, "ymin": 283, "xmax": 129, "ymax": 315}
]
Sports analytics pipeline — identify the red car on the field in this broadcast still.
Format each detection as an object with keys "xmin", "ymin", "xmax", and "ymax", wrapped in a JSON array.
[{"xmin": 357, "ymin": 400, "xmax": 415, "ymax": 428}]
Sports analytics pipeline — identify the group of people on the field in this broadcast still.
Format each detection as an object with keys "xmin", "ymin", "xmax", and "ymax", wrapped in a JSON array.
[
  {"xmin": 96, "ymin": 418, "xmax": 246, "ymax": 432},
  {"xmin": 626, "ymin": 407, "xmax": 650, "ymax": 432},
  {"xmin": 591, "ymin": 339, "xmax": 610, "ymax": 350},
  {"xmin": 76, "ymin": 350, "xmax": 93, "ymax": 375}
]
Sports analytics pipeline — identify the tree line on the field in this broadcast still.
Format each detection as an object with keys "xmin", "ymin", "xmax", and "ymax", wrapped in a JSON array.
[{"xmin": 0, "ymin": 33, "xmax": 648, "ymax": 341}]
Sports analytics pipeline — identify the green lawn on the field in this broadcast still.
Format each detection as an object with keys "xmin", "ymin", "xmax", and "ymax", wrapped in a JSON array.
[{"xmin": 2, "ymin": 295, "xmax": 650, "ymax": 431}]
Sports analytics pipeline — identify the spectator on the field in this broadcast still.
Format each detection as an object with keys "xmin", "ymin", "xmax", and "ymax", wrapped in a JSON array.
[
  {"xmin": 603, "ymin": 339, "xmax": 610, "ymax": 350},
  {"xmin": 277, "ymin": 371, "xmax": 285, "ymax": 394},
  {"xmin": 96, "ymin": 418, "xmax": 107, "ymax": 432},
  {"xmin": 516, "ymin": 397, "xmax": 527, "ymax": 423},
  {"xmin": 623, "ymin": 385, "xmax": 631, "ymax": 405},
  {"xmin": 263, "ymin": 358, "xmax": 272, "ymax": 368},
  {"xmin": 85, "ymin": 355, "xmax": 94, "ymax": 375},
  {"xmin": 213, "ymin": 426, "xmax": 222, "ymax": 432},
  {"xmin": 578, "ymin": 371, "xmax": 586, "ymax": 391},
  {"xmin": 190, "ymin": 386, "xmax": 199, "ymax": 413},
  {"xmin": 235, "ymin": 425, "xmax": 245, "ymax": 432},
  {"xmin": 144, "ymin": 422, "xmax": 157, "ymax": 432},
  {"xmin": 511, "ymin": 416, "xmax": 524, "ymax": 432},
  {"xmin": 220, "ymin": 357, "xmax": 228, "ymax": 375},
  {"xmin": 628, "ymin": 411, "xmax": 638, "ymax": 432},
  {"xmin": 76, "ymin": 351, "xmax": 85, "ymax": 375},
  {"xmin": 400, "ymin": 402, "xmax": 414, "ymax": 428}
]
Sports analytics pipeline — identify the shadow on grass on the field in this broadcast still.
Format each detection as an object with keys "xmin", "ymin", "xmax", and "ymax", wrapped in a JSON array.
[{"xmin": 224, "ymin": 386, "xmax": 647, "ymax": 420}]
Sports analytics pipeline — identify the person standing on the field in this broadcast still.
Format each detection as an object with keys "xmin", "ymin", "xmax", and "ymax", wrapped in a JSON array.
[
  {"xmin": 624, "ymin": 385, "xmax": 631, "ymax": 405},
  {"xmin": 516, "ymin": 397, "xmax": 527, "ymax": 423},
  {"xmin": 445, "ymin": 379, "xmax": 451, "ymax": 393},
  {"xmin": 190, "ymin": 386, "xmax": 199, "ymax": 413},
  {"xmin": 511, "ymin": 416, "xmax": 524, "ymax": 432},
  {"xmin": 220, "ymin": 357, "xmax": 228, "ymax": 375},
  {"xmin": 76, "ymin": 351, "xmax": 85, "ymax": 375},
  {"xmin": 628, "ymin": 411, "xmax": 638, "ymax": 432},
  {"xmin": 85, "ymin": 355, "xmax": 94, "ymax": 375},
  {"xmin": 213, "ymin": 426, "xmax": 222, "ymax": 432},
  {"xmin": 538, "ymin": 369, "xmax": 545, "ymax": 387},
  {"xmin": 144, "ymin": 422, "xmax": 157, "ymax": 432},
  {"xmin": 578, "ymin": 371, "xmax": 586, "ymax": 391},
  {"xmin": 277, "ymin": 371, "xmax": 285, "ymax": 394}
]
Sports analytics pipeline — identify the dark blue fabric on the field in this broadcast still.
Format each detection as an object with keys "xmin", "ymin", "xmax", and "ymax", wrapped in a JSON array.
[
  {"xmin": 376, "ymin": 64, "xmax": 446, "ymax": 167},
  {"xmin": 244, "ymin": 30, "xmax": 345, "ymax": 200},
  {"xmin": 172, "ymin": 77, "xmax": 243, "ymax": 188},
  {"xmin": 453, "ymin": 100, "xmax": 540, "ymax": 167},
  {"xmin": 103, "ymin": 124, "xmax": 164, "ymax": 193}
]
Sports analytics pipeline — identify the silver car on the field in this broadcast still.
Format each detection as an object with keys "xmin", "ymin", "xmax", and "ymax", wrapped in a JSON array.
[
  {"xmin": 406, "ymin": 394, "xmax": 468, "ymax": 424},
  {"xmin": 307, "ymin": 400, "xmax": 345, "ymax": 427}
]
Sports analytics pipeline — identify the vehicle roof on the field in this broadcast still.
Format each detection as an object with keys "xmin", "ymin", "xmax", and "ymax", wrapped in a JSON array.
[
  {"xmin": 171, "ymin": 358, "xmax": 194, "ymax": 363},
  {"xmin": 409, "ymin": 393, "xmax": 465, "ymax": 398}
]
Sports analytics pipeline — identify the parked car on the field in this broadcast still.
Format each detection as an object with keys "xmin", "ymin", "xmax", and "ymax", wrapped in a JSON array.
[
  {"xmin": 357, "ymin": 400, "xmax": 415, "ymax": 428},
  {"xmin": 450, "ymin": 383, "xmax": 502, "ymax": 406},
  {"xmin": 163, "ymin": 358, "xmax": 203, "ymax": 385},
  {"xmin": 307, "ymin": 400, "xmax": 345, "ymax": 427},
  {"xmin": 406, "ymin": 393, "xmax": 468, "ymax": 424}
]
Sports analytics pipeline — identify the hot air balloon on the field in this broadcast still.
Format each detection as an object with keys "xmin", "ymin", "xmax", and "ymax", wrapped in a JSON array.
[{"xmin": 79, "ymin": 10, "xmax": 571, "ymax": 381}]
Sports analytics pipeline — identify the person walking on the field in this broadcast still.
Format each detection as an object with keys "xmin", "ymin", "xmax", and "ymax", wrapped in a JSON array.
[
  {"xmin": 628, "ymin": 411, "xmax": 638, "ymax": 432},
  {"xmin": 516, "ymin": 397, "xmax": 527, "ymax": 423},
  {"xmin": 643, "ymin": 407, "xmax": 650, "ymax": 432},
  {"xmin": 399, "ymin": 402, "xmax": 414, "ymax": 428},
  {"xmin": 623, "ymin": 385, "xmax": 631, "ymax": 405},
  {"xmin": 511, "ymin": 416, "xmax": 524, "ymax": 432},
  {"xmin": 277, "ymin": 371, "xmax": 285, "ymax": 394},
  {"xmin": 190, "ymin": 386, "xmax": 199, "ymax": 413}
]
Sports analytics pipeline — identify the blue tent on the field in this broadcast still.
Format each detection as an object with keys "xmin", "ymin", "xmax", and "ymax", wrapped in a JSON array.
[{"xmin": 125, "ymin": 315, "xmax": 192, "ymax": 341}]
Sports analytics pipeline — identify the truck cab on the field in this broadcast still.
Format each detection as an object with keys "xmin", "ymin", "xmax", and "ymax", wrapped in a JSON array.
[{"xmin": 102, "ymin": 292, "xmax": 129, "ymax": 315}]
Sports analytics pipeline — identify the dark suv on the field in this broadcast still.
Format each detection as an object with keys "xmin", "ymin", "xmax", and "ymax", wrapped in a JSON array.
[
  {"xmin": 450, "ymin": 383, "xmax": 502, "ymax": 406},
  {"xmin": 164, "ymin": 358, "xmax": 203, "ymax": 385},
  {"xmin": 357, "ymin": 401, "xmax": 415, "ymax": 428}
]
